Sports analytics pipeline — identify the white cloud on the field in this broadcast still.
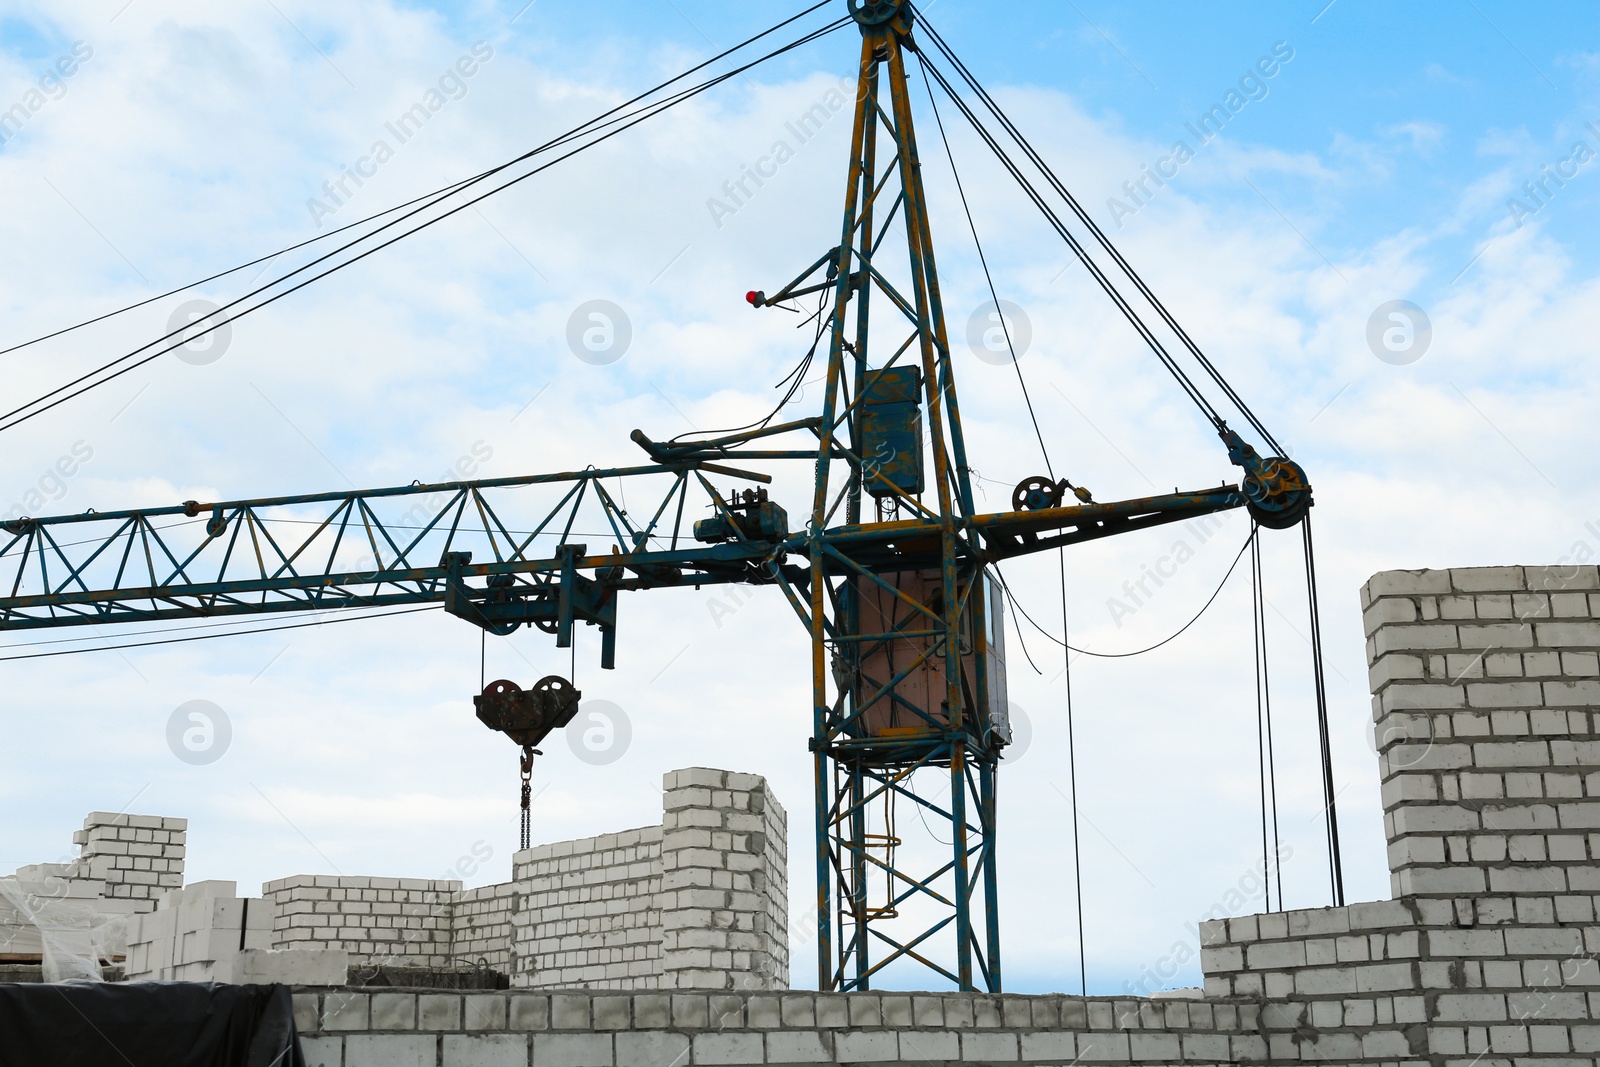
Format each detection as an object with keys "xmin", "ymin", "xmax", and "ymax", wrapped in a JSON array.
[{"xmin": 1381, "ymin": 119, "xmax": 1445, "ymax": 155}]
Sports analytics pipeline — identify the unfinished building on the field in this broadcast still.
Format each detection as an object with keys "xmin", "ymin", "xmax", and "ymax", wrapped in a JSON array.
[{"xmin": 8, "ymin": 563, "xmax": 1600, "ymax": 1067}]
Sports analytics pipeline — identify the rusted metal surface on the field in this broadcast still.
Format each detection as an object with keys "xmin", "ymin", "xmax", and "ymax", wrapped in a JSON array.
[{"xmin": 473, "ymin": 677, "xmax": 581, "ymax": 749}]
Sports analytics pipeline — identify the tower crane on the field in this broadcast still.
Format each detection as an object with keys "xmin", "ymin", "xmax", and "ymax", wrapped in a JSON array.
[{"xmin": 0, "ymin": 0, "xmax": 1326, "ymax": 993}]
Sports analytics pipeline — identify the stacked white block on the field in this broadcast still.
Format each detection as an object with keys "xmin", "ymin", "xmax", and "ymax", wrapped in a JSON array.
[
  {"xmin": 223, "ymin": 946, "xmax": 349, "ymax": 985},
  {"xmin": 1, "ymin": 812, "xmax": 181, "ymax": 974},
  {"xmin": 124, "ymin": 880, "xmax": 272, "ymax": 981},
  {"xmin": 507, "ymin": 825, "xmax": 665, "ymax": 989},
  {"xmin": 10, "ymin": 860, "xmax": 114, "ymax": 901},
  {"xmin": 73, "ymin": 812, "xmax": 186, "ymax": 910},
  {"xmin": 1198, "ymin": 890, "xmax": 1600, "ymax": 1062},
  {"xmin": 1364, "ymin": 565, "xmax": 1600, "ymax": 898},
  {"xmin": 0, "ymin": 891, "xmax": 46, "ymax": 959},
  {"xmin": 0, "ymin": 866, "xmax": 115, "ymax": 972},
  {"xmin": 658, "ymin": 767, "xmax": 788, "ymax": 991},
  {"xmin": 262, "ymin": 875, "xmax": 460, "ymax": 969},
  {"xmin": 1, "ymin": 863, "xmax": 106, "ymax": 956}
]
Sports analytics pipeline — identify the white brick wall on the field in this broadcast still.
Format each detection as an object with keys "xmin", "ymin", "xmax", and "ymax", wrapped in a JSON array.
[
  {"xmin": 7, "ymin": 771, "xmax": 788, "ymax": 992},
  {"xmin": 1187, "ymin": 565, "xmax": 1600, "ymax": 1063},
  {"xmin": 452, "ymin": 880, "xmax": 519, "ymax": 975},
  {"xmin": 250, "ymin": 768, "xmax": 789, "ymax": 992},
  {"xmin": 290, "ymin": 988, "xmax": 1269, "ymax": 1067},
  {"xmin": 507, "ymin": 824, "xmax": 664, "ymax": 989},
  {"xmin": 263, "ymin": 875, "xmax": 461, "ymax": 970}
]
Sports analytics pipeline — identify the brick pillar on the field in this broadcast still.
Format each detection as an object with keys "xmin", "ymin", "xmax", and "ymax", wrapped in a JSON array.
[
  {"xmin": 73, "ymin": 813, "xmax": 187, "ymax": 913},
  {"xmin": 1364, "ymin": 565, "xmax": 1600, "ymax": 898},
  {"xmin": 658, "ymin": 768, "xmax": 788, "ymax": 990}
]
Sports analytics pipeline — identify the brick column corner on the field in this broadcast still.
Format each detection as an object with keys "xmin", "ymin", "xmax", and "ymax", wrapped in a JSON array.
[
  {"xmin": 75, "ymin": 812, "xmax": 188, "ymax": 913},
  {"xmin": 658, "ymin": 767, "xmax": 788, "ymax": 990},
  {"xmin": 1363, "ymin": 565, "xmax": 1600, "ymax": 899}
]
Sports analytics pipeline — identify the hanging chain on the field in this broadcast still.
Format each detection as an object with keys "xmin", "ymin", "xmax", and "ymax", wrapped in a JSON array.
[{"xmin": 519, "ymin": 745, "xmax": 536, "ymax": 853}]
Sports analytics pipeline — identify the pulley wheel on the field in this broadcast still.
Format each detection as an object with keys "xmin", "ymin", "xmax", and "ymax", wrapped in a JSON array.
[
  {"xmin": 848, "ymin": 0, "xmax": 905, "ymax": 26},
  {"xmin": 1243, "ymin": 456, "xmax": 1312, "ymax": 530},
  {"xmin": 1012, "ymin": 476, "xmax": 1062, "ymax": 512}
]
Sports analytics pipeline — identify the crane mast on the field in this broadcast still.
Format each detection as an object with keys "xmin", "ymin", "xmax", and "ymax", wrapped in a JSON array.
[
  {"xmin": 800, "ymin": 1, "xmax": 1005, "ymax": 991},
  {"xmin": 0, "ymin": 0, "xmax": 1314, "ymax": 993}
]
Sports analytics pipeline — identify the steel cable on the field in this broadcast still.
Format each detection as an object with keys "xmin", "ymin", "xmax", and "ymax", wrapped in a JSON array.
[
  {"xmin": 1302, "ymin": 512, "xmax": 1345, "ymax": 906},
  {"xmin": 0, "ymin": 7, "xmax": 848, "ymax": 434},
  {"xmin": 0, "ymin": 1, "xmax": 836, "ymax": 364},
  {"xmin": 916, "ymin": 53, "xmax": 1053, "ymax": 481},
  {"xmin": 994, "ymin": 529, "xmax": 1253, "ymax": 660},
  {"xmin": 911, "ymin": 7, "xmax": 1284, "ymax": 454},
  {"xmin": 912, "ymin": 53, "xmax": 1225, "ymax": 430},
  {"xmin": 0, "ymin": 604, "xmax": 443, "ymax": 661},
  {"xmin": 1250, "ymin": 524, "xmax": 1284, "ymax": 911}
]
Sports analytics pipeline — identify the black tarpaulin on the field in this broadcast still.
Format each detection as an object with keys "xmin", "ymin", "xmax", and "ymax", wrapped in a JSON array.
[{"xmin": 0, "ymin": 981, "xmax": 305, "ymax": 1067}]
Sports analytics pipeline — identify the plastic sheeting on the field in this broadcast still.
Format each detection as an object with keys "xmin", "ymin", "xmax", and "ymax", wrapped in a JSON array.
[
  {"xmin": 0, "ymin": 982, "xmax": 305, "ymax": 1067},
  {"xmin": 0, "ymin": 877, "xmax": 106, "ymax": 983}
]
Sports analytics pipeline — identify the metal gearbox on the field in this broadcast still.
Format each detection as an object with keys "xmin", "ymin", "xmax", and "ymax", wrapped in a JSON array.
[{"xmin": 693, "ymin": 487, "xmax": 790, "ymax": 544}]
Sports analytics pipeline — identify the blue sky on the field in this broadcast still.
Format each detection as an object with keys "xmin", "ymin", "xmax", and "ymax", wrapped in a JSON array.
[
  {"xmin": 443, "ymin": 0, "xmax": 1600, "ymax": 279},
  {"xmin": 1, "ymin": 0, "xmax": 1597, "ymax": 996}
]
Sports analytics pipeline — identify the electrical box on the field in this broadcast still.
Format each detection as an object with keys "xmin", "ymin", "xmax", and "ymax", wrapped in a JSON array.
[
  {"xmin": 858, "ymin": 366, "xmax": 924, "ymax": 498},
  {"xmin": 849, "ymin": 570, "xmax": 1009, "ymax": 752}
]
